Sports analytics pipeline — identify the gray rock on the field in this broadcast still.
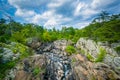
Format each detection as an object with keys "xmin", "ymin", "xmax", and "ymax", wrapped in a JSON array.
[
  {"xmin": 0, "ymin": 48, "xmax": 14, "ymax": 63},
  {"xmin": 114, "ymin": 57, "xmax": 120, "ymax": 67},
  {"xmin": 53, "ymin": 39, "xmax": 73, "ymax": 51},
  {"xmin": 26, "ymin": 37, "xmax": 41, "ymax": 49},
  {"xmin": 104, "ymin": 54, "xmax": 114, "ymax": 65}
]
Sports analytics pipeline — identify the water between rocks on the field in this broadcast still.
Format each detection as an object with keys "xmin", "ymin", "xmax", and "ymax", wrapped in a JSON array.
[{"xmin": 43, "ymin": 52, "xmax": 74, "ymax": 80}]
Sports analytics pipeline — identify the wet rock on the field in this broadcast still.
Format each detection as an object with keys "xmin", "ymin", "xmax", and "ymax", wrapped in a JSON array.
[{"xmin": 44, "ymin": 52, "xmax": 73, "ymax": 80}]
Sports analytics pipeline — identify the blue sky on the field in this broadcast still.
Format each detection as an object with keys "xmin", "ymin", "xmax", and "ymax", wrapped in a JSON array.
[{"xmin": 0, "ymin": 0, "xmax": 120, "ymax": 29}]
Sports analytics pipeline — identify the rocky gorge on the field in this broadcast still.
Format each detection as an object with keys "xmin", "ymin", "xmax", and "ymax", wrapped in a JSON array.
[{"xmin": 1, "ymin": 38, "xmax": 120, "ymax": 80}]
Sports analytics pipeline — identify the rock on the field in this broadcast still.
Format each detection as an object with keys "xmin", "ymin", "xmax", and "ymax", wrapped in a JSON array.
[
  {"xmin": 0, "ymin": 48, "xmax": 14, "ymax": 63},
  {"xmin": 26, "ymin": 37, "xmax": 41, "ymax": 49},
  {"xmin": 53, "ymin": 39, "xmax": 73, "ymax": 51},
  {"xmin": 44, "ymin": 52, "xmax": 73, "ymax": 80},
  {"xmin": 113, "ymin": 57, "xmax": 120, "ymax": 67},
  {"xmin": 14, "ymin": 71, "xmax": 32, "ymax": 80},
  {"xmin": 104, "ymin": 54, "xmax": 114, "ymax": 66},
  {"xmin": 5, "ymin": 54, "xmax": 46, "ymax": 80},
  {"xmin": 76, "ymin": 38, "xmax": 119, "ymax": 59},
  {"xmin": 71, "ymin": 54, "xmax": 120, "ymax": 80}
]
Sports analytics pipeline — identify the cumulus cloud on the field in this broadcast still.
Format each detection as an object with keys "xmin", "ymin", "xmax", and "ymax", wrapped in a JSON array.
[{"xmin": 7, "ymin": 0, "xmax": 120, "ymax": 29}]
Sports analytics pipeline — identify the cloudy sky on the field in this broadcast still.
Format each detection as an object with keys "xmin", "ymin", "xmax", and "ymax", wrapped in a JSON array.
[{"xmin": 0, "ymin": 0, "xmax": 120, "ymax": 29}]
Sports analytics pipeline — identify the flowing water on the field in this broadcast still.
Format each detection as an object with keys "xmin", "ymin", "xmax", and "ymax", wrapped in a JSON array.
[{"xmin": 43, "ymin": 52, "xmax": 73, "ymax": 80}]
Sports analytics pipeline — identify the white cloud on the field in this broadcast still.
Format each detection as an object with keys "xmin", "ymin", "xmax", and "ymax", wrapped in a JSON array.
[
  {"xmin": 15, "ymin": 9, "xmax": 36, "ymax": 17},
  {"xmin": 91, "ymin": 0, "xmax": 115, "ymax": 9},
  {"xmin": 44, "ymin": 18, "xmax": 57, "ymax": 27},
  {"xmin": 74, "ymin": 2, "xmax": 87, "ymax": 16},
  {"xmin": 7, "ymin": 0, "xmax": 120, "ymax": 29}
]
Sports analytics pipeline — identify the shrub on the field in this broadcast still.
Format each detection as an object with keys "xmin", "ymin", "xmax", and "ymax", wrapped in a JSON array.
[
  {"xmin": 65, "ymin": 45, "xmax": 76, "ymax": 55},
  {"xmin": 95, "ymin": 47, "xmax": 106, "ymax": 62}
]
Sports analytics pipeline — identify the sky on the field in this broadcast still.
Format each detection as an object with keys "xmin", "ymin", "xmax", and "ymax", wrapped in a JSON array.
[{"xmin": 0, "ymin": 0, "xmax": 120, "ymax": 29}]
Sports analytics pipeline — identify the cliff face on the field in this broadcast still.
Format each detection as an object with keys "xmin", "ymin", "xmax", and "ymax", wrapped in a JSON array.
[{"xmin": 4, "ymin": 38, "xmax": 120, "ymax": 80}]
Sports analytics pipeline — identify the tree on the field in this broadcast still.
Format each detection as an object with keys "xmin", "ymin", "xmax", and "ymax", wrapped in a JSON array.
[{"xmin": 98, "ymin": 11, "xmax": 109, "ymax": 22}]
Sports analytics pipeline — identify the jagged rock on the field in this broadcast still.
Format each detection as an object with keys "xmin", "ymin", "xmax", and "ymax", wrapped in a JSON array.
[{"xmin": 71, "ymin": 54, "xmax": 120, "ymax": 80}]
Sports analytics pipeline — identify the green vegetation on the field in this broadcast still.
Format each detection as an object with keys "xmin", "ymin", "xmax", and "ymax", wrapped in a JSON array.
[
  {"xmin": 65, "ymin": 45, "xmax": 76, "ymax": 55},
  {"xmin": 0, "ymin": 61, "xmax": 16, "ymax": 79},
  {"xmin": 33, "ymin": 66, "xmax": 45, "ymax": 76},
  {"xmin": 33, "ymin": 67, "xmax": 41, "ymax": 76},
  {"xmin": 86, "ymin": 53, "xmax": 94, "ymax": 62},
  {"xmin": 95, "ymin": 48, "xmax": 106, "ymax": 62},
  {"xmin": 114, "ymin": 46, "xmax": 120, "ymax": 53}
]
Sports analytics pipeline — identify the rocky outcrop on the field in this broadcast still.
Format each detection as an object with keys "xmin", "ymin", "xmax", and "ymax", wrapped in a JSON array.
[
  {"xmin": 5, "ymin": 39, "xmax": 74, "ymax": 80},
  {"xmin": 4, "ymin": 39, "xmax": 120, "ymax": 80},
  {"xmin": 5, "ymin": 55, "xmax": 46, "ymax": 80},
  {"xmin": 0, "ymin": 47, "xmax": 20, "ymax": 63},
  {"xmin": 71, "ymin": 54, "xmax": 120, "ymax": 80},
  {"xmin": 76, "ymin": 38, "xmax": 119, "ymax": 57},
  {"xmin": 75, "ymin": 38, "xmax": 120, "ymax": 79}
]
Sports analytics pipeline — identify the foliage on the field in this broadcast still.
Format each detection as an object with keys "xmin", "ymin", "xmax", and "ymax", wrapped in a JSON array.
[
  {"xmin": 65, "ymin": 45, "xmax": 76, "ymax": 55},
  {"xmin": 114, "ymin": 46, "xmax": 120, "ymax": 53},
  {"xmin": 33, "ymin": 67, "xmax": 41, "ymax": 76},
  {"xmin": 0, "ymin": 61, "xmax": 16, "ymax": 79},
  {"xmin": 95, "ymin": 47, "xmax": 106, "ymax": 62}
]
